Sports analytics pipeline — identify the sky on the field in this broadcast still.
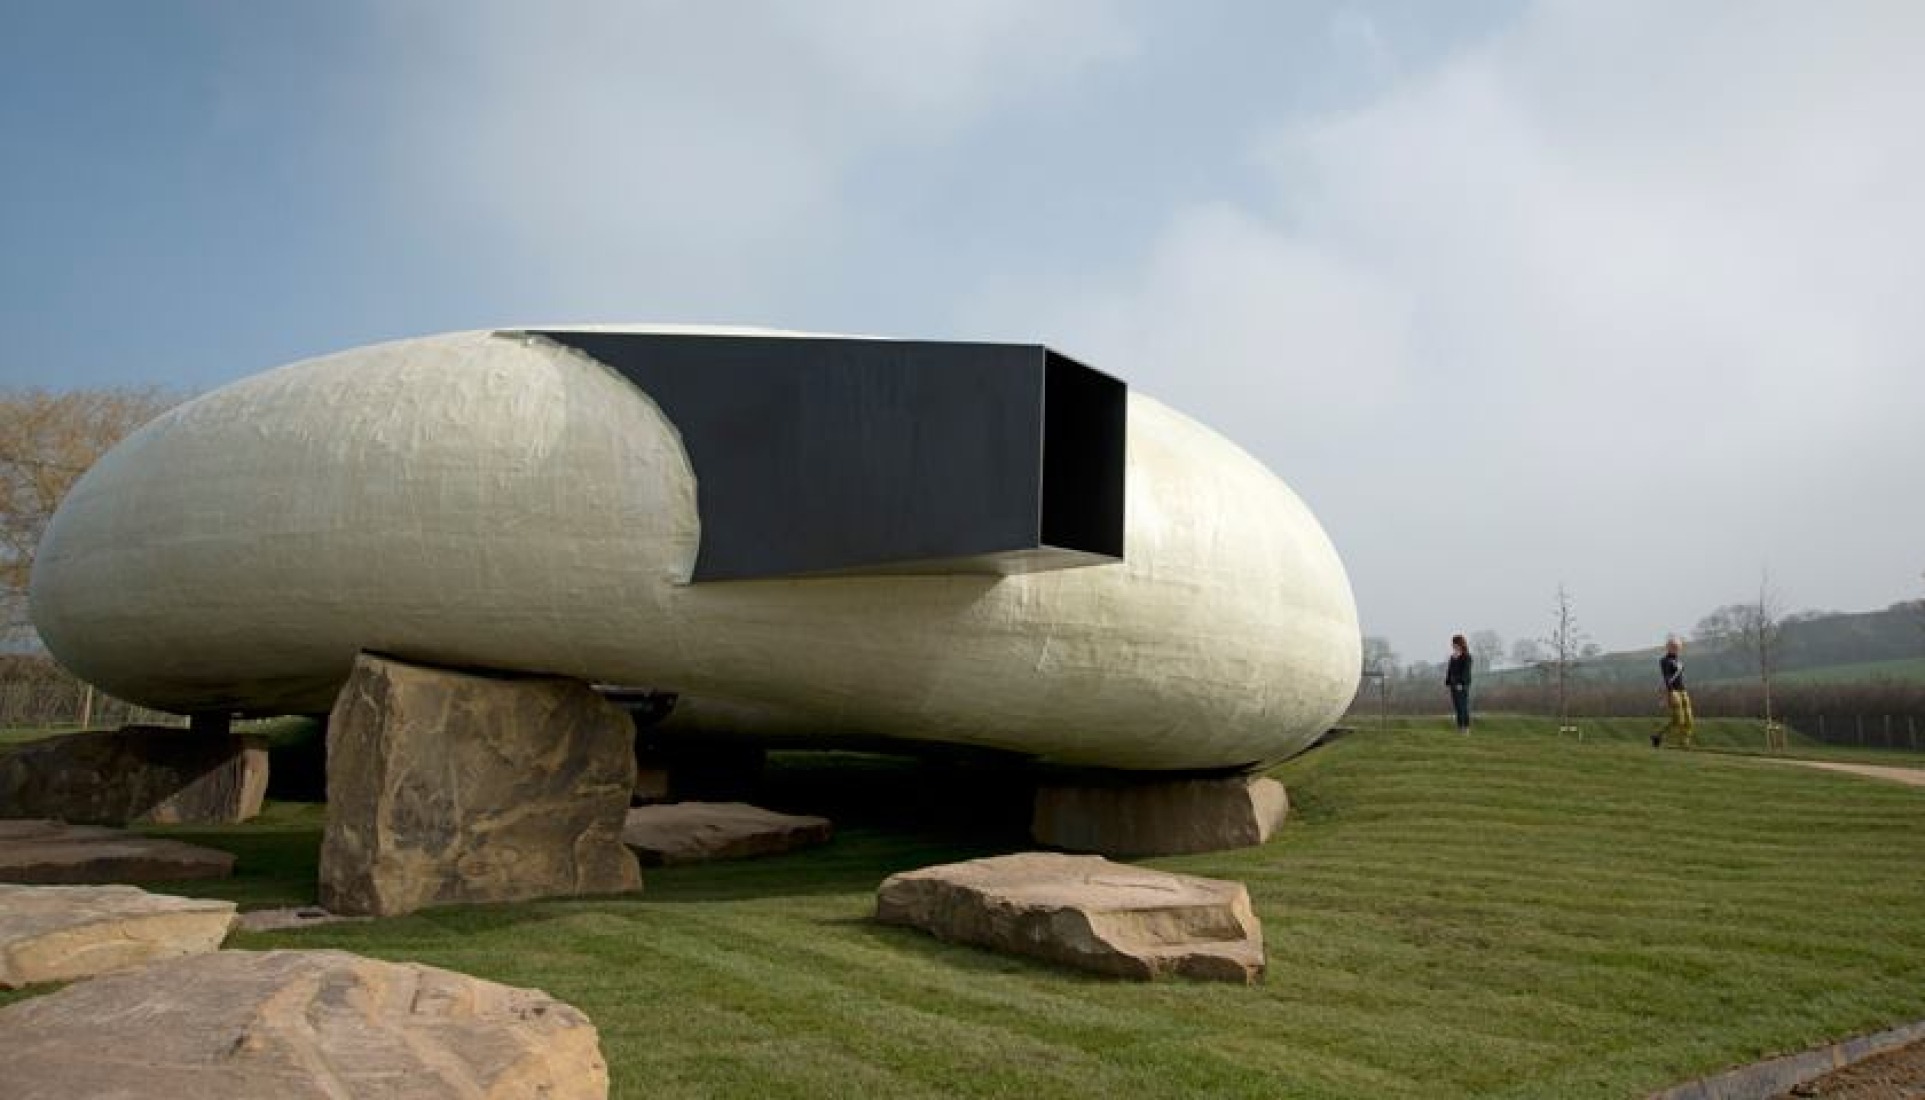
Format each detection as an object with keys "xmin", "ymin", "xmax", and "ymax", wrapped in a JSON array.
[{"xmin": 3, "ymin": 1, "xmax": 1922, "ymax": 667}]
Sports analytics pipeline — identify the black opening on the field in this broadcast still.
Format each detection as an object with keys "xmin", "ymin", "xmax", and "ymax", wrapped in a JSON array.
[{"xmin": 1041, "ymin": 351, "xmax": 1126, "ymax": 558}]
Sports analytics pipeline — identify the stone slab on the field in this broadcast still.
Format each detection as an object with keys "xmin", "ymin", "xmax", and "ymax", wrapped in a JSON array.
[
  {"xmin": 621, "ymin": 802, "xmax": 832, "ymax": 866},
  {"xmin": 0, "ymin": 948, "xmax": 609, "ymax": 1099},
  {"xmin": 0, "ymin": 726, "xmax": 267, "ymax": 826},
  {"xmin": 0, "ymin": 818, "xmax": 235, "ymax": 884},
  {"xmin": 0, "ymin": 883, "xmax": 235, "ymax": 989},
  {"xmin": 1032, "ymin": 774, "xmax": 1289, "ymax": 856},
  {"xmin": 876, "ymin": 851, "xmax": 1265, "ymax": 982},
  {"xmin": 232, "ymin": 906, "xmax": 374, "ymax": 934},
  {"xmin": 318, "ymin": 654, "xmax": 641, "ymax": 917}
]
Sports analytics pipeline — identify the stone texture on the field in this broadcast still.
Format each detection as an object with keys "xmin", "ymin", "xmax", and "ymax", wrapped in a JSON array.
[
  {"xmin": 1031, "ymin": 774, "xmax": 1289, "ymax": 857},
  {"xmin": 0, "ymin": 726, "xmax": 267, "ymax": 826},
  {"xmin": 0, "ymin": 948, "xmax": 609, "ymax": 1100},
  {"xmin": 622, "ymin": 802, "xmax": 832, "ymax": 866},
  {"xmin": 318, "ymin": 654, "xmax": 642, "ymax": 917},
  {"xmin": 233, "ymin": 906, "xmax": 373, "ymax": 934},
  {"xmin": 876, "ymin": 852, "xmax": 1265, "ymax": 983},
  {"xmin": 0, "ymin": 884, "xmax": 235, "ymax": 989},
  {"xmin": 0, "ymin": 818, "xmax": 235, "ymax": 884}
]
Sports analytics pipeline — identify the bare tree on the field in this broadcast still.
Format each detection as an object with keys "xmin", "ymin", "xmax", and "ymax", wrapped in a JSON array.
[
  {"xmin": 1360, "ymin": 636, "xmax": 1398, "ymax": 677},
  {"xmin": 1540, "ymin": 584, "xmax": 1589, "ymax": 732},
  {"xmin": 1739, "ymin": 572, "xmax": 1786, "ymax": 730},
  {"xmin": 1402, "ymin": 659, "xmax": 1441, "ymax": 686},
  {"xmin": 1, "ymin": 388, "xmax": 177, "ymax": 647},
  {"xmin": 1509, "ymin": 637, "xmax": 1546, "ymax": 668},
  {"xmin": 1692, "ymin": 604, "xmax": 1747, "ymax": 650},
  {"xmin": 1357, "ymin": 635, "xmax": 1396, "ymax": 729},
  {"xmin": 1695, "ymin": 572, "xmax": 1788, "ymax": 731},
  {"xmin": 1469, "ymin": 629, "xmax": 1505, "ymax": 672}
]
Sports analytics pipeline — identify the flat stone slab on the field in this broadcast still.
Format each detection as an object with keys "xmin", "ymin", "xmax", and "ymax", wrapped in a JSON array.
[
  {"xmin": 0, "ymin": 948, "xmax": 609, "ymax": 1100},
  {"xmin": 0, "ymin": 818, "xmax": 235, "ymax": 884},
  {"xmin": 232, "ymin": 906, "xmax": 374, "ymax": 934},
  {"xmin": 0, "ymin": 884, "xmax": 235, "ymax": 989},
  {"xmin": 1032, "ymin": 774, "xmax": 1289, "ymax": 857},
  {"xmin": 876, "ymin": 852, "xmax": 1265, "ymax": 983},
  {"xmin": 0, "ymin": 726, "xmax": 267, "ymax": 826},
  {"xmin": 622, "ymin": 802, "xmax": 833, "ymax": 866}
]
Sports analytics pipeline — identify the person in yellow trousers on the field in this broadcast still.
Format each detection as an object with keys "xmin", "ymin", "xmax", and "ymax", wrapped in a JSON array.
[{"xmin": 1653, "ymin": 637, "xmax": 1695, "ymax": 749}]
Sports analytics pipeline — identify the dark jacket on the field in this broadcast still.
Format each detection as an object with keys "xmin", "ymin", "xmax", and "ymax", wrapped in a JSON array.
[
  {"xmin": 1445, "ymin": 653, "xmax": 1472, "ymax": 690},
  {"xmin": 1661, "ymin": 653, "xmax": 1686, "ymax": 692}
]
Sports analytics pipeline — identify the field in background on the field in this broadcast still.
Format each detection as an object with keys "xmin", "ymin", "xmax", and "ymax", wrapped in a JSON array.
[
  {"xmin": 1703, "ymin": 656, "xmax": 1925, "ymax": 688},
  {"xmin": 1361, "ymin": 675, "xmax": 1925, "ymax": 752},
  {"xmin": 1341, "ymin": 713, "xmax": 1925, "ymax": 766},
  {"xmin": 6, "ymin": 722, "xmax": 1924, "ymax": 1098}
]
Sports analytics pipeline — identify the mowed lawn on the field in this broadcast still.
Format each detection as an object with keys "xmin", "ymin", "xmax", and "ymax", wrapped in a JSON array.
[{"xmin": 7, "ymin": 724, "xmax": 1925, "ymax": 1098}]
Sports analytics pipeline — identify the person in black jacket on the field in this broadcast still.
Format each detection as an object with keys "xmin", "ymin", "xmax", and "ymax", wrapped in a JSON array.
[
  {"xmin": 1655, "ymin": 637, "xmax": 1695, "ymax": 749},
  {"xmin": 1445, "ymin": 633, "xmax": 1473, "ymax": 734}
]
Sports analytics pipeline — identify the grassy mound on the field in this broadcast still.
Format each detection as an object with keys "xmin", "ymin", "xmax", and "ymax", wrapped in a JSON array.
[
  {"xmin": 1353, "ymin": 713, "xmax": 1925, "ymax": 765},
  {"xmin": 6, "ymin": 727, "xmax": 1924, "ymax": 1098}
]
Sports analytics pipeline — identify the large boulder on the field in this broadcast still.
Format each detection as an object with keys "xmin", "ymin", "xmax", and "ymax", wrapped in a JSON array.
[
  {"xmin": 1031, "ymin": 774, "xmax": 1289, "ymax": 856},
  {"xmin": 0, "ymin": 726, "xmax": 267, "ymax": 826},
  {"xmin": 318, "ymin": 654, "xmax": 642, "ymax": 917},
  {"xmin": 0, "ymin": 884, "xmax": 234, "ymax": 989},
  {"xmin": 0, "ymin": 818, "xmax": 235, "ymax": 884},
  {"xmin": 621, "ymin": 802, "xmax": 832, "ymax": 866},
  {"xmin": 876, "ymin": 851, "xmax": 1266, "ymax": 983},
  {"xmin": 0, "ymin": 948, "xmax": 608, "ymax": 1099}
]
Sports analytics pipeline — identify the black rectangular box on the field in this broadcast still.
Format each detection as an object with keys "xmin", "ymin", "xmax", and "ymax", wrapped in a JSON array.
[{"xmin": 527, "ymin": 331, "xmax": 1127, "ymax": 581}]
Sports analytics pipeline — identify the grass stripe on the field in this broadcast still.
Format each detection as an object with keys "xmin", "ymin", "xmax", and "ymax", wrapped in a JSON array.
[{"xmin": 5, "ymin": 722, "xmax": 1923, "ymax": 1097}]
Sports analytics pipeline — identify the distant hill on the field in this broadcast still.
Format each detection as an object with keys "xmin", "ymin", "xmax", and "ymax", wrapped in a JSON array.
[
  {"xmin": 1492, "ymin": 601, "xmax": 1925, "ymax": 687},
  {"xmin": 1734, "ymin": 657, "xmax": 1925, "ymax": 687}
]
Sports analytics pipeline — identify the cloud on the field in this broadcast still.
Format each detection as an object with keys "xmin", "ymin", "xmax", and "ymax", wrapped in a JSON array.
[
  {"xmin": 366, "ymin": 0, "xmax": 1134, "ymax": 321},
  {"xmin": 981, "ymin": 1, "xmax": 1925, "ymax": 654},
  {"xmin": 1007, "ymin": 202, "xmax": 1417, "ymax": 456}
]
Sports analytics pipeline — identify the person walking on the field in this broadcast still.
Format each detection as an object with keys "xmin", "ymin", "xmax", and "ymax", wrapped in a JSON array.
[
  {"xmin": 1445, "ymin": 634, "xmax": 1473, "ymax": 734},
  {"xmin": 1655, "ymin": 637, "xmax": 1695, "ymax": 749}
]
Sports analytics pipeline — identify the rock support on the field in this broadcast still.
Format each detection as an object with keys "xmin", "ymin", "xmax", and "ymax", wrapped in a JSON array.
[
  {"xmin": 318, "ymin": 654, "xmax": 640, "ymax": 917},
  {"xmin": 1031, "ymin": 774, "xmax": 1289, "ymax": 857}
]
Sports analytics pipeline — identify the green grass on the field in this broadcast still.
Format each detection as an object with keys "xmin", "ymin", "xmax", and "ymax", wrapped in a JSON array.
[
  {"xmin": 1345, "ymin": 713, "xmax": 1925, "ymax": 766},
  {"xmin": 1348, "ymin": 713, "xmax": 1802, "ymax": 749},
  {"xmin": 6, "ymin": 732, "xmax": 1925, "ymax": 1097}
]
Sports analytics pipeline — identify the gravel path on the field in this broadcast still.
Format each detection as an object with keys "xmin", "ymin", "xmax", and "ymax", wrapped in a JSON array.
[
  {"xmin": 1761, "ymin": 759, "xmax": 1925, "ymax": 788},
  {"xmin": 1771, "ymin": 1037, "xmax": 1925, "ymax": 1097}
]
